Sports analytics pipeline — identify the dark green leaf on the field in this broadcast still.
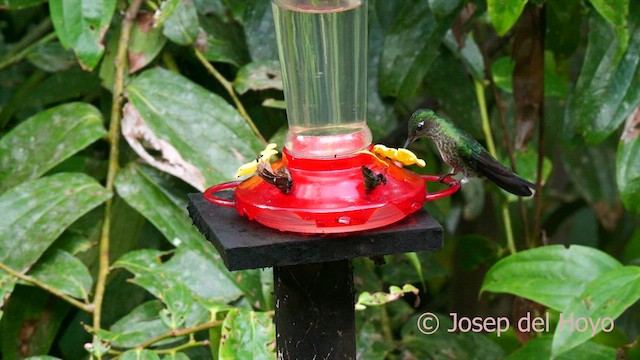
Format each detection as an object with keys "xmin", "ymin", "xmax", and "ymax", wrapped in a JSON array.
[
  {"xmin": 0, "ymin": 0, "xmax": 46, "ymax": 9},
  {"xmin": 196, "ymin": 14, "xmax": 249, "ymax": 67},
  {"xmin": 218, "ymin": 309, "xmax": 276, "ymax": 360},
  {"xmin": 0, "ymin": 102, "xmax": 106, "ymax": 192},
  {"xmin": 379, "ymin": 0, "xmax": 462, "ymax": 99},
  {"xmin": 239, "ymin": 1, "xmax": 278, "ymax": 61},
  {"xmin": 443, "ymin": 31, "xmax": 484, "ymax": 82},
  {"xmin": 129, "ymin": 13, "xmax": 167, "ymax": 73},
  {"xmin": 356, "ymin": 322, "xmax": 391, "ymax": 360},
  {"xmin": 617, "ymin": 109, "xmax": 640, "ymax": 213},
  {"xmin": 552, "ymin": 266, "xmax": 640, "ymax": 357},
  {"xmin": 568, "ymin": 4, "xmax": 640, "ymax": 144},
  {"xmin": 163, "ymin": 0, "xmax": 199, "ymax": 46},
  {"xmin": 115, "ymin": 163, "xmax": 264, "ymax": 306},
  {"xmin": 401, "ymin": 313, "xmax": 505, "ymax": 359},
  {"xmin": 457, "ymin": 235, "xmax": 498, "ymax": 271},
  {"xmin": 487, "ymin": 0, "xmax": 527, "ymax": 36},
  {"xmin": 126, "ymin": 68, "xmax": 264, "ymax": 188},
  {"xmin": 233, "ymin": 60, "xmax": 282, "ymax": 95},
  {"xmin": 26, "ymin": 42, "xmax": 76, "ymax": 72},
  {"xmin": 505, "ymin": 336, "xmax": 616, "ymax": 360},
  {"xmin": 481, "ymin": 245, "xmax": 622, "ymax": 311},
  {"xmin": 49, "ymin": 0, "xmax": 118, "ymax": 70},
  {"xmin": 0, "ymin": 173, "xmax": 109, "ymax": 320},
  {"xmin": 25, "ymin": 67, "xmax": 102, "ymax": 109},
  {"xmin": 24, "ymin": 357, "xmax": 64, "ymax": 360},
  {"xmin": 588, "ymin": 0, "xmax": 630, "ymax": 58},
  {"xmin": 27, "ymin": 249, "xmax": 93, "ymax": 301},
  {"xmin": 2, "ymin": 287, "xmax": 70, "ymax": 359}
]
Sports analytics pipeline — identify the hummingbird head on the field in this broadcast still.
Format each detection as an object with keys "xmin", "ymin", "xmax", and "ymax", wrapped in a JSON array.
[{"xmin": 404, "ymin": 109, "xmax": 440, "ymax": 148}]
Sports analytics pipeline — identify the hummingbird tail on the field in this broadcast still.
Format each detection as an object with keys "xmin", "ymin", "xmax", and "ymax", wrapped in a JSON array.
[{"xmin": 472, "ymin": 152, "xmax": 536, "ymax": 197}]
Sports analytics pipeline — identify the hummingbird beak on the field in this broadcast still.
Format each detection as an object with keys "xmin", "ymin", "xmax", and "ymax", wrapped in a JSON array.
[{"xmin": 403, "ymin": 137, "xmax": 414, "ymax": 149}]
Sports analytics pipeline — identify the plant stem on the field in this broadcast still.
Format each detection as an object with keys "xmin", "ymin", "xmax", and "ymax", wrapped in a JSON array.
[
  {"xmin": 134, "ymin": 320, "xmax": 222, "ymax": 349},
  {"xmin": 0, "ymin": 262, "xmax": 95, "ymax": 313},
  {"xmin": 92, "ymin": 0, "xmax": 144, "ymax": 353},
  {"xmin": 193, "ymin": 48, "xmax": 267, "ymax": 144},
  {"xmin": 155, "ymin": 340, "xmax": 210, "ymax": 355},
  {"xmin": 474, "ymin": 79, "xmax": 517, "ymax": 254}
]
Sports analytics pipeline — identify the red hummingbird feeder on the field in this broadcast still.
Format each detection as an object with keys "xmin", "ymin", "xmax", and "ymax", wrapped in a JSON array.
[{"xmin": 204, "ymin": 0, "xmax": 459, "ymax": 234}]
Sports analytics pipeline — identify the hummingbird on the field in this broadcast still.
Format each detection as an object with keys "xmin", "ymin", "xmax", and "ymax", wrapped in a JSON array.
[{"xmin": 404, "ymin": 109, "xmax": 536, "ymax": 197}]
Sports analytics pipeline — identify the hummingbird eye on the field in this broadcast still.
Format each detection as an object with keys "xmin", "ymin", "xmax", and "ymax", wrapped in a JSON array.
[{"xmin": 417, "ymin": 121, "xmax": 424, "ymax": 131}]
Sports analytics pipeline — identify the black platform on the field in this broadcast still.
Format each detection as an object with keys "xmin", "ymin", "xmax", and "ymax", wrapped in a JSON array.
[
  {"xmin": 187, "ymin": 192, "xmax": 444, "ymax": 360},
  {"xmin": 187, "ymin": 193, "xmax": 443, "ymax": 271}
]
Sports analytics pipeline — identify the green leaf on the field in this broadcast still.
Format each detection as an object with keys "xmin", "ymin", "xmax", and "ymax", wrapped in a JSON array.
[
  {"xmin": 481, "ymin": 245, "xmax": 622, "ymax": 311},
  {"xmin": 115, "ymin": 163, "xmax": 264, "ymax": 306},
  {"xmin": 26, "ymin": 42, "xmax": 77, "ymax": 72},
  {"xmin": 239, "ymin": 1, "xmax": 279, "ymax": 61},
  {"xmin": 196, "ymin": 14, "xmax": 250, "ymax": 67},
  {"xmin": 552, "ymin": 266, "xmax": 640, "ymax": 357},
  {"xmin": 163, "ymin": 0, "xmax": 199, "ymax": 46},
  {"xmin": 588, "ymin": 0, "xmax": 630, "ymax": 58},
  {"xmin": 401, "ymin": 313, "xmax": 505, "ymax": 359},
  {"xmin": 487, "ymin": 0, "xmax": 528, "ymax": 36},
  {"xmin": 491, "ymin": 53, "xmax": 568, "ymax": 99},
  {"xmin": 568, "ymin": 4, "xmax": 640, "ymax": 144},
  {"xmin": 49, "ymin": 0, "xmax": 117, "ymax": 70},
  {"xmin": 356, "ymin": 284, "xmax": 419, "ymax": 310},
  {"xmin": 356, "ymin": 322, "xmax": 392, "ymax": 360},
  {"xmin": 120, "ymin": 349, "xmax": 161, "ymax": 360},
  {"xmin": 24, "ymin": 67, "xmax": 103, "ymax": 109},
  {"xmin": 379, "ymin": 0, "xmax": 462, "ymax": 99},
  {"xmin": 0, "ymin": 0, "xmax": 46, "ymax": 9},
  {"xmin": 27, "ymin": 249, "xmax": 93, "ymax": 301},
  {"xmin": 443, "ymin": 31, "xmax": 484, "ymax": 82},
  {"xmin": 506, "ymin": 336, "xmax": 616, "ymax": 360},
  {"xmin": 0, "ymin": 173, "xmax": 109, "ymax": 320},
  {"xmin": 218, "ymin": 309, "xmax": 276, "ymax": 360},
  {"xmin": 0, "ymin": 102, "xmax": 106, "ymax": 192},
  {"xmin": 2, "ymin": 287, "xmax": 70, "ymax": 359},
  {"xmin": 617, "ymin": 110, "xmax": 640, "ymax": 213},
  {"xmin": 233, "ymin": 60, "xmax": 282, "ymax": 95},
  {"xmin": 126, "ymin": 68, "xmax": 264, "ymax": 187},
  {"xmin": 129, "ymin": 13, "xmax": 167, "ymax": 73}
]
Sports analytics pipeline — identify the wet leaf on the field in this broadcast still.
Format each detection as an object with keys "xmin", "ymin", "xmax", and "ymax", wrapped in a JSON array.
[
  {"xmin": 49, "ymin": 0, "xmax": 118, "ymax": 70},
  {"xmin": 588, "ymin": 0, "xmax": 630, "ymax": 58},
  {"xmin": 233, "ymin": 60, "xmax": 282, "ymax": 95},
  {"xmin": 239, "ymin": 1, "xmax": 278, "ymax": 61},
  {"xmin": 26, "ymin": 42, "xmax": 76, "ymax": 72},
  {"xmin": 218, "ymin": 309, "xmax": 276, "ymax": 360},
  {"xmin": 487, "ymin": 0, "xmax": 527, "ymax": 36},
  {"xmin": 0, "ymin": 173, "xmax": 109, "ymax": 321},
  {"xmin": 481, "ymin": 245, "xmax": 622, "ymax": 311},
  {"xmin": 506, "ymin": 336, "xmax": 616, "ymax": 360},
  {"xmin": 552, "ymin": 266, "xmax": 640, "ymax": 357},
  {"xmin": 129, "ymin": 12, "xmax": 167, "ymax": 73},
  {"xmin": 126, "ymin": 68, "xmax": 264, "ymax": 186},
  {"xmin": 616, "ymin": 106, "xmax": 640, "ymax": 213},
  {"xmin": 569, "ymin": 4, "xmax": 640, "ymax": 144},
  {"xmin": 163, "ymin": 0, "xmax": 199, "ymax": 46},
  {"xmin": 196, "ymin": 14, "xmax": 249, "ymax": 67},
  {"xmin": 115, "ymin": 163, "xmax": 264, "ymax": 307},
  {"xmin": 27, "ymin": 249, "xmax": 93, "ymax": 301},
  {"xmin": 379, "ymin": 0, "xmax": 462, "ymax": 99},
  {"xmin": 0, "ymin": 102, "xmax": 106, "ymax": 192},
  {"xmin": 121, "ymin": 104, "xmax": 205, "ymax": 191}
]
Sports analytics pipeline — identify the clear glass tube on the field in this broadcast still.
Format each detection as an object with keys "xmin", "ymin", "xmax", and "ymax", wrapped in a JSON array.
[{"xmin": 272, "ymin": 0, "xmax": 370, "ymax": 158}]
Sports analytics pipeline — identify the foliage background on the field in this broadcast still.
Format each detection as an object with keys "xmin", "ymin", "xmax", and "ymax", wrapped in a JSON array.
[{"xmin": 0, "ymin": 0, "xmax": 639, "ymax": 359}]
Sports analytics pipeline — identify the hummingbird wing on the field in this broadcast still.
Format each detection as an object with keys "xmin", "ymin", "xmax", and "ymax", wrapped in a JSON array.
[{"xmin": 458, "ymin": 135, "xmax": 536, "ymax": 197}]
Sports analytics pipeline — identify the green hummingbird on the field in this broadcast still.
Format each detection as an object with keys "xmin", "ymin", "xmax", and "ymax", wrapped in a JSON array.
[{"xmin": 404, "ymin": 109, "xmax": 536, "ymax": 197}]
